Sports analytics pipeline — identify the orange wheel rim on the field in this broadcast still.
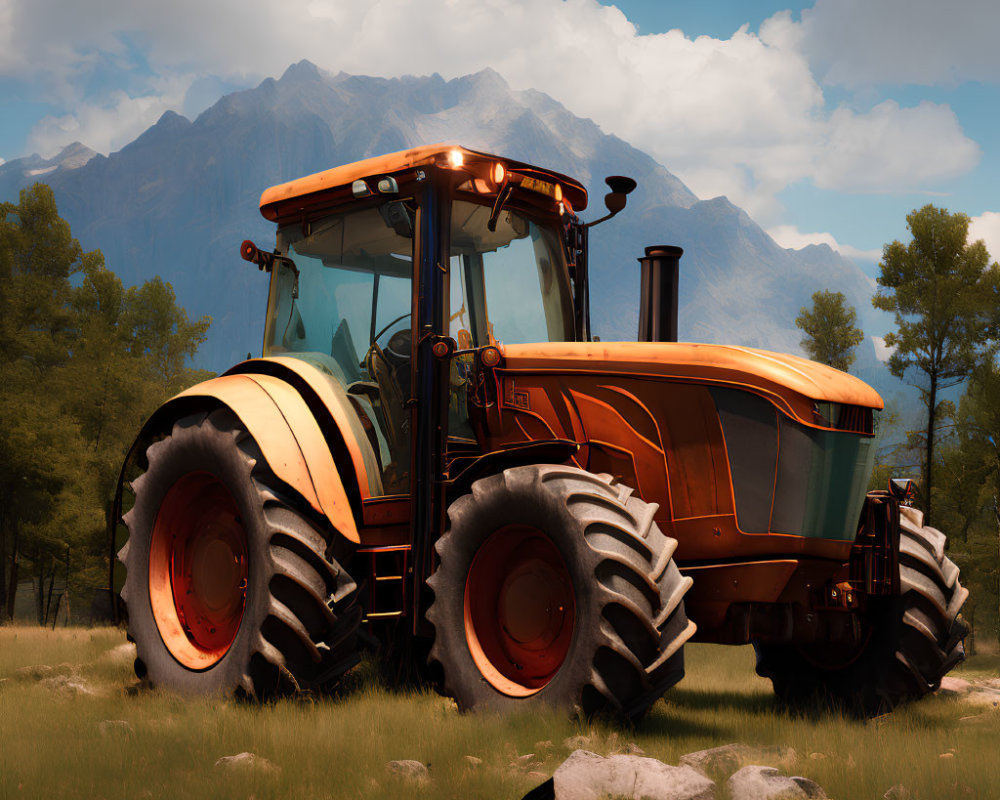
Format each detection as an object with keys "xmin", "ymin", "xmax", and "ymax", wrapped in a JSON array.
[
  {"xmin": 148, "ymin": 472, "xmax": 248, "ymax": 669},
  {"xmin": 464, "ymin": 525, "xmax": 575, "ymax": 697}
]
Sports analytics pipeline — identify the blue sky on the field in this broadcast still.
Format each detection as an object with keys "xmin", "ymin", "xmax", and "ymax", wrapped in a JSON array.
[{"xmin": 1, "ymin": 0, "xmax": 998, "ymax": 267}]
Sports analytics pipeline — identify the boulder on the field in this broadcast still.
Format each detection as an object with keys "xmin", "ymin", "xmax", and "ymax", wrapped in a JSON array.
[
  {"xmin": 680, "ymin": 744, "xmax": 797, "ymax": 776},
  {"xmin": 727, "ymin": 766, "xmax": 826, "ymax": 800},
  {"xmin": 465, "ymin": 755, "xmax": 483, "ymax": 766},
  {"xmin": 938, "ymin": 676, "xmax": 972, "ymax": 694},
  {"xmin": 39, "ymin": 674, "xmax": 96, "ymax": 696},
  {"xmin": 553, "ymin": 749, "xmax": 714, "ymax": 800},
  {"xmin": 99, "ymin": 720, "xmax": 134, "ymax": 737},
  {"xmin": 214, "ymin": 752, "xmax": 279, "ymax": 774},
  {"xmin": 14, "ymin": 664, "xmax": 53, "ymax": 680},
  {"xmin": 965, "ymin": 690, "xmax": 1000, "ymax": 707},
  {"xmin": 883, "ymin": 785, "xmax": 912, "ymax": 800},
  {"xmin": 386, "ymin": 760, "xmax": 429, "ymax": 781}
]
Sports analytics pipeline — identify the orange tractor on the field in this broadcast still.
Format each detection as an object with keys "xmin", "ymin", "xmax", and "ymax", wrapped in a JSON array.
[{"xmin": 114, "ymin": 144, "xmax": 967, "ymax": 718}]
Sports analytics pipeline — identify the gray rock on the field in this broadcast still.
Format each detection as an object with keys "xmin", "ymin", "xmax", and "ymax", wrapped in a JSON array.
[
  {"xmin": 938, "ymin": 676, "xmax": 972, "ymax": 694},
  {"xmin": 964, "ymin": 690, "xmax": 1000, "ymax": 707},
  {"xmin": 386, "ymin": 760, "xmax": 429, "ymax": 781},
  {"xmin": 214, "ymin": 752, "xmax": 279, "ymax": 774},
  {"xmin": 680, "ymin": 744, "xmax": 797, "ymax": 776},
  {"xmin": 553, "ymin": 749, "xmax": 714, "ymax": 800},
  {"xmin": 99, "ymin": 720, "xmax": 134, "ymax": 737},
  {"xmin": 727, "ymin": 766, "xmax": 826, "ymax": 800},
  {"xmin": 14, "ymin": 664, "xmax": 53, "ymax": 680},
  {"xmin": 39, "ymin": 675, "xmax": 96, "ymax": 696}
]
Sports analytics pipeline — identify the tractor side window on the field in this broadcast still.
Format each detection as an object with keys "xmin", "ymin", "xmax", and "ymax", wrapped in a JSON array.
[{"xmin": 266, "ymin": 203, "xmax": 415, "ymax": 495}]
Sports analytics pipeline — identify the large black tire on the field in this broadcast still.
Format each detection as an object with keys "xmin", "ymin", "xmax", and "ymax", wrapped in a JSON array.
[
  {"xmin": 426, "ymin": 465, "xmax": 696, "ymax": 721},
  {"xmin": 754, "ymin": 505, "xmax": 968, "ymax": 714},
  {"xmin": 119, "ymin": 409, "xmax": 361, "ymax": 697}
]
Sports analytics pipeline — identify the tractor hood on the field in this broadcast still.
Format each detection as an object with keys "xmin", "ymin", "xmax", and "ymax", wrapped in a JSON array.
[{"xmin": 500, "ymin": 341, "xmax": 883, "ymax": 424}]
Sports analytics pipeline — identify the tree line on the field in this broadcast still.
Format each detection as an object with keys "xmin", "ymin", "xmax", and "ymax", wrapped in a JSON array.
[
  {"xmin": 797, "ymin": 204, "xmax": 1000, "ymax": 647},
  {"xmin": 0, "ymin": 184, "xmax": 211, "ymax": 624}
]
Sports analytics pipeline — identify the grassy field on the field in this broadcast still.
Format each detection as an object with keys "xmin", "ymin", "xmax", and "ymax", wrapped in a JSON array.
[{"xmin": 1, "ymin": 627, "xmax": 999, "ymax": 799}]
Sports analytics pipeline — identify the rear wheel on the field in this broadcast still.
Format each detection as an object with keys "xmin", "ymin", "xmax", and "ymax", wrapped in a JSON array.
[
  {"xmin": 426, "ymin": 465, "xmax": 696, "ymax": 721},
  {"xmin": 119, "ymin": 409, "xmax": 361, "ymax": 696},
  {"xmin": 754, "ymin": 506, "xmax": 968, "ymax": 714}
]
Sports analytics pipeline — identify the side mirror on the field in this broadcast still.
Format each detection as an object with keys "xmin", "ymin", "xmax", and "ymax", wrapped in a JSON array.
[
  {"xmin": 604, "ymin": 175, "xmax": 636, "ymax": 214},
  {"xmin": 586, "ymin": 175, "xmax": 637, "ymax": 229}
]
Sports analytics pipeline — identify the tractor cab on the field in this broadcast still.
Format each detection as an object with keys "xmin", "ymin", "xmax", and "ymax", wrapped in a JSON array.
[{"xmin": 250, "ymin": 145, "xmax": 590, "ymax": 499}]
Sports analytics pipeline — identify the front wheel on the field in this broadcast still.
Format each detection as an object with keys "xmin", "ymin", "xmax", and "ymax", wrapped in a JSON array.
[
  {"xmin": 426, "ymin": 465, "xmax": 696, "ymax": 721},
  {"xmin": 119, "ymin": 409, "xmax": 361, "ymax": 697},
  {"xmin": 754, "ymin": 505, "xmax": 968, "ymax": 714}
]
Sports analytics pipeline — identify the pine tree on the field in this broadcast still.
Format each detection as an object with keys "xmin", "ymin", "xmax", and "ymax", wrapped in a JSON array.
[
  {"xmin": 873, "ymin": 204, "xmax": 1000, "ymax": 525},
  {"xmin": 795, "ymin": 289, "xmax": 865, "ymax": 371}
]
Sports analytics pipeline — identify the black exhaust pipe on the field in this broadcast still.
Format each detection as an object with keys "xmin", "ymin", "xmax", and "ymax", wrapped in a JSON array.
[{"xmin": 637, "ymin": 245, "xmax": 682, "ymax": 342}]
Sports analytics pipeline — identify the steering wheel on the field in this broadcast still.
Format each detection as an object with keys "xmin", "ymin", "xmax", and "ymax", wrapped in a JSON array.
[
  {"xmin": 371, "ymin": 313, "xmax": 411, "ymax": 346},
  {"xmin": 362, "ymin": 313, "xmax": 412, "ymax": 371}
]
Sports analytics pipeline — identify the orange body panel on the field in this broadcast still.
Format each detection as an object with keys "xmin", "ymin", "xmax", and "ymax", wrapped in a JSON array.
[
  {"xmin": 501, "ymin": 342, "xmax": 884, "ymax": 425},
  {"xmin": 172, "ymin": 372, "xmax": 360, "ymax": 543},
  {"xmin": 475, "ymin": 341, "xmax": 881, "ymax": 566}
]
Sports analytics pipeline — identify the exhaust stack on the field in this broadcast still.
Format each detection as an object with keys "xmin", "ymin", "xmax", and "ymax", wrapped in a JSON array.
[{"xmin": 637, "ymin": 245, "xmax": 682, "ymax": 342}]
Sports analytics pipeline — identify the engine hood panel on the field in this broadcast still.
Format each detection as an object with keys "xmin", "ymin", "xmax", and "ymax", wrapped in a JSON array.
[{"xmin": 500, "ymin": 341, "xmax": 884, "ymax": 417}]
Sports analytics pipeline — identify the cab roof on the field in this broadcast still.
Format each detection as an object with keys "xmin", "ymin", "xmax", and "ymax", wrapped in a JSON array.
[{"xmin": 259, "ymin": 143, "xmax": 589, "ymax": 222}]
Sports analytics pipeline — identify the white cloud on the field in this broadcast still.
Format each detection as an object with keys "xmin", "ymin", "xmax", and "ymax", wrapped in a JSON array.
[
  {"xmin": 871, "ymin": 335, "xmax": 895, "ymax": 363},
  {"xmin": 969, "ymin": 211, "xmax": 1000, "ymax": 263},
  {"xmin": 767, "ymin": 224, "xmax": 881, "ymax": 261},
  {"xmin": 27, "ymin": 76, "xmax": 194, "ymax": 158},
  {"xmin": 2, "ymin": 0, "xmax": 983, "ymax": 219},
  {"xmin": 800, "ymin": 0, "xmax": 1000, "ymax": 88},
  {"xmin": 815, "ymin": 101, "xmax": 980, "ymax": 193}
]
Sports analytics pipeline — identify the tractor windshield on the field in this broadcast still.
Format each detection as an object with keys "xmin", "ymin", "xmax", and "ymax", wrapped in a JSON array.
[
  {"xmin": 448, "ymin": 200, "xmax": 573, "ymax": 348},
  {"xmin": 265, "ymin": 200, "xmax": 416, "ymax": 495}
]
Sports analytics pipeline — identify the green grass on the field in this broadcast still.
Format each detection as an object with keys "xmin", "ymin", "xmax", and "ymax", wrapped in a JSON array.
[{"xmin": 2, "ymin": 628, "xmax": 999, "ymax": 799}]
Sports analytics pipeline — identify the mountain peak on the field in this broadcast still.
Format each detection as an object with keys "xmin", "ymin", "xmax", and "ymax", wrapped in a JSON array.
[
  {"xmin": 456, "ymin": 67, "xmax": 511, "ymax": 95},
  {"xmin": 155, "ymin": 110, "xmax": 192, "ymax": 130},
  {"xmin": 53, "ymin": 142, "xmax": 97, "ymax": 170},
  {"xmin": 119, "ymin": 110, "xmax": 191, "ymax": 153},
  {"xmin": 280, "ymin": 60, "xmax": 324, "ymax": 83}
]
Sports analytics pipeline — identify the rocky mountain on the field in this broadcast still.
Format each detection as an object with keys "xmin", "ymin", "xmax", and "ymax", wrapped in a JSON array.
[
  {"xmin": 0, "ymin": 142, "xmax": 97, "ymax": 198},
  {"xmin": 0, "ymin": 61, "xmax": 893, "ymax": 392}
]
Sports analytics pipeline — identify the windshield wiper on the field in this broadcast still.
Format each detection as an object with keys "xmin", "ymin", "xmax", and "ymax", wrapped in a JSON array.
[{"xmin": 487, "ymin": 183, "xmax": 514, "ymax": 232}]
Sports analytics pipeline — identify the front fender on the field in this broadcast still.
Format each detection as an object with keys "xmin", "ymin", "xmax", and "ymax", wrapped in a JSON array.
[
  {"xmin": 116, "ymin": 362, "xmax": 374, "ymax": 545},
  {"xmin": 175, "ymin": 372, "xmax": 359, "ymax": 542}
]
